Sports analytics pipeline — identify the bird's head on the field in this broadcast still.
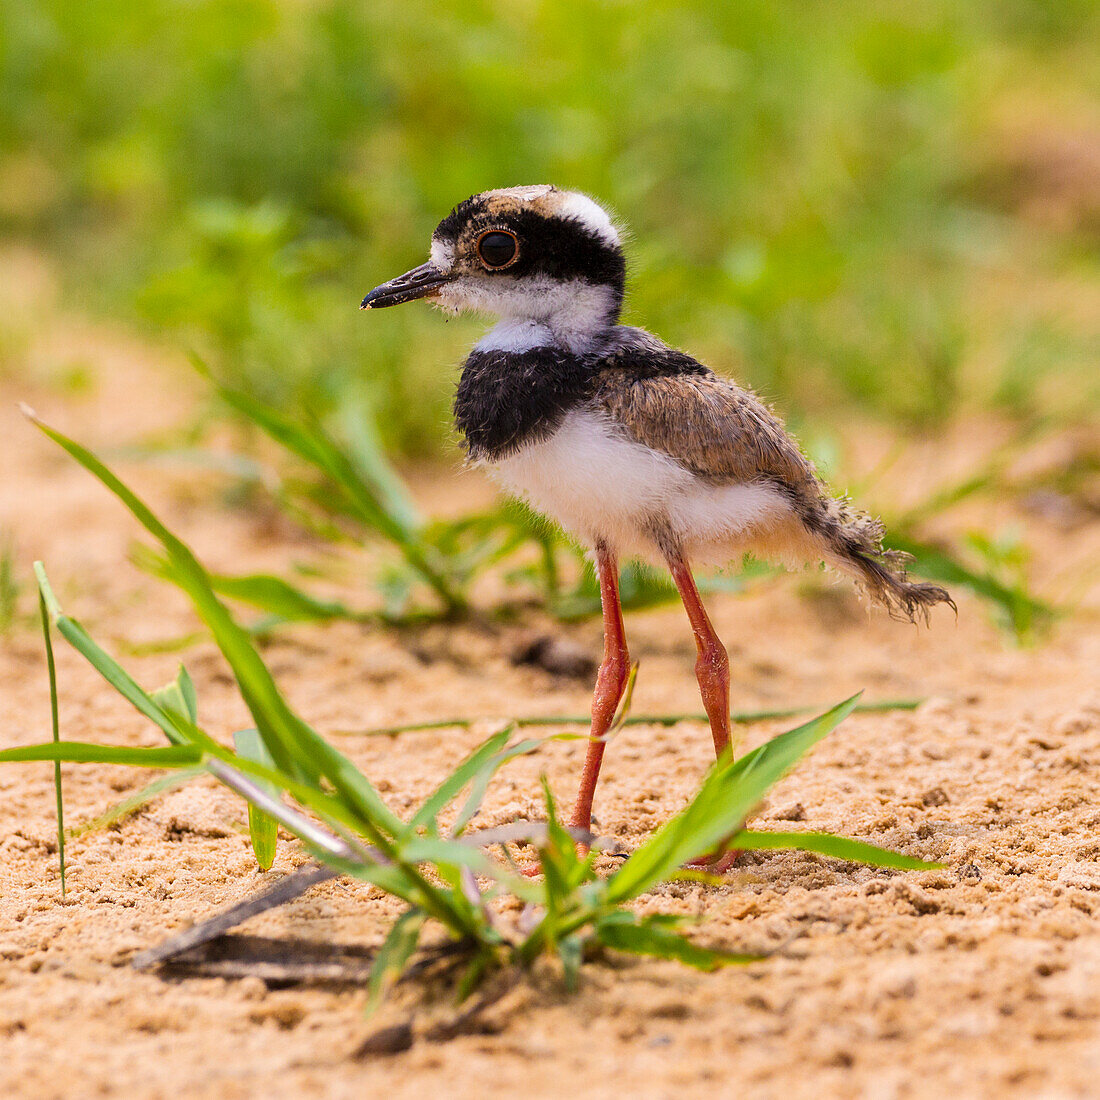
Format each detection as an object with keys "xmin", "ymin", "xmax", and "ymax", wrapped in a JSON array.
[{"xmin": 361, "ymin": 185, "xmax": 626, "ymax": 344}]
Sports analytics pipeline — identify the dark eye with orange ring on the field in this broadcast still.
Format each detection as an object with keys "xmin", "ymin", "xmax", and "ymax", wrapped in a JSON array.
[{"xmin": 476, "ymin": 230, "xmax": 518, "ymax": 269}]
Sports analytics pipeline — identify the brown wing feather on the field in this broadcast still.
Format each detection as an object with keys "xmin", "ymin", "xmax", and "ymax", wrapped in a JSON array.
[
  {"xmin": 592, "ymin": 368, "xmax": 817, "ymax": 493},
  {"xmin": 591, "ymin": 366, "xmax": 953, "ymax": 623}
]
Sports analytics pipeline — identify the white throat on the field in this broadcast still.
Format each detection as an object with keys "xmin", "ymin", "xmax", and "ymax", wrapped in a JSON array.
[{"xmin": 463, "ymin": 278, "xmax": 617, "ymax": 355}]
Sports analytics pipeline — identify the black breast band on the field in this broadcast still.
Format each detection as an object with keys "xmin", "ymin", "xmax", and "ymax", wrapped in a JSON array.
[
  {"xmin": 454, "ymin": 346, "xmax": 598, "ymax": 461},
  {"xmin": 453, "ymin": 327, "xmax": 711, "ymax": 462}
]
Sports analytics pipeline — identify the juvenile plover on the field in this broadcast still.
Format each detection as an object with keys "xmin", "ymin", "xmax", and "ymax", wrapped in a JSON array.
[{"xmin": 363, "ymin": 185, "xmax": 953, "ymax": 847}]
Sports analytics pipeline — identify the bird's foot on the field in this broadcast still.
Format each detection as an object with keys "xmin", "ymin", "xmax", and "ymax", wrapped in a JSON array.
[
  {"xmin": 684, "ymin": 848, "xmax": 742, "ymax": 876},
  {"xmin": 519, "ymin": 829, "xmax": 593, "ymax": 878}
]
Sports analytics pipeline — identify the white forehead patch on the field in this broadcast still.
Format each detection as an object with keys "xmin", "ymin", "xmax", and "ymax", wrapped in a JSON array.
[
  {"xmin": 551, "ymin": 191, "xmax": 620, "ymax": 247},
  {"xmin": 429, "ymin": 238, "xmax": 454, "ymax": 270},
  {"xmin": 485, "ymin": 184, "xmax": 555, "ymax": 203}
]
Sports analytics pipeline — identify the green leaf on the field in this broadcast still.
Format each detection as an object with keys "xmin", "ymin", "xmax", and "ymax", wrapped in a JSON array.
[
  {"xmin": 399, "ymin": 837, "xmax": 504, "ymax": 878},
  {"xmin": 604, "ymin": 662, "xmax": 639, "ymax": 741},
  {"xmin": 178, "ymin": 666, "xmax": 199, "ymax": 724},
  {"xmin": 559, "ymin": 933, "xmax": 583, "ymax": 991},
  {"xmin": 733, "ymin": 830, "xmax": 942, "ymax": 870},
  {"xmin": 596, "ymin": 916, "xmax": 760, "ymax": 970},
  {"xmin": 607, "ymin": 695, "xmax": 862, "ymax": 902},
  {"xmin": 138, "ymin": 545, "xmax": 364, "ymax": 626},
  {"xmin": 34, "ymin": 565, "xmax": 207, "ymax": 751},
  {"xmin": 450, "ymin": 737, "xmax": 544, "ymax": 836},
  {"xmin": 454, "ymin": 951, "xmax": 492, "ymax": 1004},
  {"xmin": 347, "ymin": 698, "xmax": 920, "ymax": 738},
  {"xmin": 208, "ymin": 377, "xmax": 463, "ymax": 613},
  {"xmin": 233, "ymin": 729, "xmax": 280, "ymax": 870},
  {"xmin": 336, "ymin": 398, "xmax": 424, "ymax": 535},
  {"xmin": 29, "ymin": 415, "xmax": 410, "ymax": 847},
  {"xmin": 365, "ymin": 908, "xmax": 427, "ymax": 1015},
  {"xmin": 211, "ymin": 571, "xmax": 364, "ymax": 623},
  {"xmin": 152, "ymin": 665, "xmax": 200, "ymax": 725},
  {"xmin": 534, "ymin": 776, "xmax": 593, "ymax": 911},
  {"xmin": 0, "ymin": 743, "xmax": 203, "ymax": 767}
]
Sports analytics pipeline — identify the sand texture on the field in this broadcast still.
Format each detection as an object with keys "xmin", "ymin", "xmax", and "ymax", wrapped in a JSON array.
[{"xmin": 1, "ymin": 331, "xmax": 1099, "ymax": 1100}]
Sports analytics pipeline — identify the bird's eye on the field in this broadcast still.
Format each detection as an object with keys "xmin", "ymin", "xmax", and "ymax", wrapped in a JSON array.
[{"xmin": 476, "ymin": 230, "xmax": 518, "ymax": 269}]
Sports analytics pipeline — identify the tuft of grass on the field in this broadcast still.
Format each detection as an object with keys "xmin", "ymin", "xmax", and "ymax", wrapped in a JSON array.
[
  {"xmin": 3, "ymin": 415, "xmax": 941, "ymax": 1000},
  {"xmin": 200, "ymin": 364, "xmax": 467, "ymax": 617}
]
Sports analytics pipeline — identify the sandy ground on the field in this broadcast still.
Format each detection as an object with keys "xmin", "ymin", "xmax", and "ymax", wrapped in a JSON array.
[{"xmin": 1, "ymin": 318, "xmax": 1099, "ymax": 1100}]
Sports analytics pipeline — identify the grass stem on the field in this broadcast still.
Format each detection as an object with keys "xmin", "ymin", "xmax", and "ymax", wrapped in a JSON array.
[
  {"xmin": 338, "ymin": 698, "xmax": 923, "ymax": 738},
  {"xmin": 37, "ymin": 575, "xmax": 65, "ymax": 899}
]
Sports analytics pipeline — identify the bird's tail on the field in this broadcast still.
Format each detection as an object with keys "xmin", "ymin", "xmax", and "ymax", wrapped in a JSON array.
[{"xmin": 800, "ymin": 492, "xmax": 955, "ymax": 624}]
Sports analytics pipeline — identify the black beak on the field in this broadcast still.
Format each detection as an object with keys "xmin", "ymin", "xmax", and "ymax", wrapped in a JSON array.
[{"xmin": 360, "ymin": 262, "xmax": 454, "ymax": 309}]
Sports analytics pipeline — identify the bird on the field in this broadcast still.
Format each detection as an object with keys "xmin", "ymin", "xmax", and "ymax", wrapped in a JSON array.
[{"xmin": 362, "ymin": 184, "xmax": 953, "ymax": 859}]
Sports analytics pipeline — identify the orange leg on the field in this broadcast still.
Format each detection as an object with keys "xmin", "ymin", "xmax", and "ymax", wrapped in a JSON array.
[
  {"xmin": 668, "ymin": 555, "xmax": 740, "ymax": 873},
  {"xmin": 569, "ymin": 544, "xmax": 630, "ymax": 832},
  {"xmin": 667, "ymin": 556, "xmax": 731, "ymax": 758}
]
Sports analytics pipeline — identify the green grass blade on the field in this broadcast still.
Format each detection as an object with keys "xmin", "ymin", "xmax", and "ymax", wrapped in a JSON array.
[
  {"xmin": 408, "ymin": 728, "xmax": 513, "ymax": 833},
  {"xmin": 211, "ymin": 572, "xmax": 366, "ymax": 623},
  {"xmin": 152, "ymin": 665, "xmax": 201, "ymax": 726},
  {"xmin": 0, "ymin": 743, "xmax": 203, "ymax": 767},
  {"xmin": 365, "ymin": 908, "xmax": 427, "ymax": 1016},
  {"xmin": 212, "ymin": 380, "xmax": 410, "ymax": 540},
  {"xmin": 233, "ymin": 729, "xmax": 280, "ymax": 870},
  {"xmin": 337, "ymin": 399, "xmax": 424, "ymax": 535},
  {"xmin": 38, "ymin": 578, "xmax": 65, "ymax": 898},
  {"xmin": 29, "ymin": 414, "xmax": 412, "ymax": 845},
  {"xmin": 558, "ymin": 933, "xmax": 583, "ymax": 991},
  {"xmin": 400, "ymin": 837, "xmax": 526, "ymax": 887},
  {"xmin": 177, "ymin": 666, "xmax": 199, "ymax": 723},
  {"xmin": 68, "ymin": 768, "xmax": 204, "ymax": 838},
  {"xmin": 138, "ymin": 544, "xmax": 364, "ymax": 625},
  {"xmin": 603, "ymin": 662, "xmax": 639, "ymax": 740},
  {"xmin": 209, "ymin": 378, "xmax": 463, "ymax": 613},
  {"xmin": 606, "ymin": 695, "xmax": 862, "ymax": 902},
  {"xmin": 595, "ymin": 915, "xmax": 761, "ymax": 970},
  {"xmin": 35, "ymin": 564, "xmax": 195, "ymax": 749},
  {"xmin": 454, "ymin": 951, "xmax": 493, "ymax": 1004},
  {"xmin": 724, "ymin": 693, "xmax": 863, "ymax": 787},
  {"xmin": 733, "ymin": 830, "xmax": 942, "ymax": 870},
  {"xmin": 28, "ymin": 414, "xmax": 318, "ymax": 780},
  {"xmin": 450, "ymin": 737, "xmax": 545, "ymax": 837}
]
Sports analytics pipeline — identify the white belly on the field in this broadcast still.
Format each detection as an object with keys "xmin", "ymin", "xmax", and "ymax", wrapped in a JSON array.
[{"xmin": 486, "ymin": 408, "xmax": 792, "ymax": 563}]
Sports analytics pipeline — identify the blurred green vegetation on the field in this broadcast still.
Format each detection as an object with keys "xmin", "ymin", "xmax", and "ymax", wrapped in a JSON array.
[{"xmin": 2, "ymin": 0, "xmax": 1098, "ymax": 457}]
